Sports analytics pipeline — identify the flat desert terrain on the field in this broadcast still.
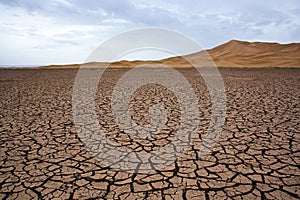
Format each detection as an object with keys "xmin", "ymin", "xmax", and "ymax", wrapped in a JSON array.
[{"xmin": 0, "ymin": 68, "xmax": 299, "ymax": 199}]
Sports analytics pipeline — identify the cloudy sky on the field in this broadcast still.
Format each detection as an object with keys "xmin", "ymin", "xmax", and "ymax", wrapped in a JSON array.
[{"xmin": 0, "ymin": 0, "xmax": 299, "ymax": 65}]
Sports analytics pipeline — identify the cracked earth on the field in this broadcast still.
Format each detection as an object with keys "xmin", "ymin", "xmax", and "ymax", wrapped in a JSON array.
[{"xmin": 0, "ymin": 68, "xmax": 299, "ymax": 199}]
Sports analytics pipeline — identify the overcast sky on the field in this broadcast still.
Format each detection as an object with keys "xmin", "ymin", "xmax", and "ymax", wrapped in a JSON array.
[{"xmin": 0, "ymin": 0, "xmax": 299, "ymax": 65}]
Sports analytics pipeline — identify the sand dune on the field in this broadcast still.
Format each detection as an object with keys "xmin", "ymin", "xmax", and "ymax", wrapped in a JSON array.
[
  {"xmin": 40, "ymin": 40, "xmax": 300, "ymax": 68},
  {"xmin": 205, "ymin": 40, "xmax": 300, "ymax": 67}
]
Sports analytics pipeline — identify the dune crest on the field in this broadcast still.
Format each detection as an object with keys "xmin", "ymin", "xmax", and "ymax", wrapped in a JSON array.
[
  {"xmin": 41, "ymin": 40, "xmax": 300, "ymax": 68},
  {"xmin": 204, "ymin": 40, "xmax": 300, "ymax": 67}
]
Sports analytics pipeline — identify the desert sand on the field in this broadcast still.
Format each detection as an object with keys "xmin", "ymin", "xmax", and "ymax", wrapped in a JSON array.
[
  {"xmin": 39, "ymin": 40, "xmax": 300, "ymax": 69},
  {"xmin": 0, "ymin": 68, "xmax": 299, "ymax": 199}
]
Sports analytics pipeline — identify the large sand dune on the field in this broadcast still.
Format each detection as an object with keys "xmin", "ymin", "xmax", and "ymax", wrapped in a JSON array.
[
  {"xmin": 204, "ymin": 40, "xmax": 300, "ymax": 67},
  {"xmin": 40, "ymin": 40, "xmax": 300, "ymax": 68}
]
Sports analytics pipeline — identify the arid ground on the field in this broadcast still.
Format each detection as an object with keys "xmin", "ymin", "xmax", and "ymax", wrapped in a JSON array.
[{"xmin": 0, "ymin": 68, "xmax": 299, "ymax": 199}]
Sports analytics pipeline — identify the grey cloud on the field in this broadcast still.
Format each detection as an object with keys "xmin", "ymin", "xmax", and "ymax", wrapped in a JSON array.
[{"xmin": 0, "ymin": 0, "xmax": 300, "ymax": 65}]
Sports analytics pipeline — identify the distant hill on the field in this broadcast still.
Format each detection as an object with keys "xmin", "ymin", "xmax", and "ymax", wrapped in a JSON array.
[
  {"xmin": 40, "ymin": 40, "xmax": 300, "ymax": 68},
  {"xmin": 202, "ymin": 40, "xmax": 300, "ymax": 67}
]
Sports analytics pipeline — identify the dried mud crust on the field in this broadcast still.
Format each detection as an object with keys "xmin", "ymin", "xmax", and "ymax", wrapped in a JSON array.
[{"xmin": 0, "ymin": 68, "xmax": 299, "ymax": 199}]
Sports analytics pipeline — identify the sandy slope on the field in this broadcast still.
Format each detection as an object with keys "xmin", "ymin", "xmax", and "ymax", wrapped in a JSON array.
[
  {"xmin": 206, "ymin": 40, "xmax": 300, "ymax": 67},
  {"xmin": 40, "ymin": 40, "xmax": 300, "ymax": 68}
]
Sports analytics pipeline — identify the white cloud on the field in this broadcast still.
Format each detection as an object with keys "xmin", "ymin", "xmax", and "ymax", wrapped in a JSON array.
[
  {"xmin": 0, "ymin": 3, "xmax": 132, "ymax": 65},
  {"xmin": 0, "ymin": 0, "xmax": 299, "ymax": 65},
  {"xmin": 52, "ymin": 0, "xmax": 76, "ymax": 9}
]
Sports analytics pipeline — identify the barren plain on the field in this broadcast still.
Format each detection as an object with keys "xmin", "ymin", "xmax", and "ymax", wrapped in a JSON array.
[{"xmin": 0, "ymin": 68, "xmax": 299, "ymax": 199}]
